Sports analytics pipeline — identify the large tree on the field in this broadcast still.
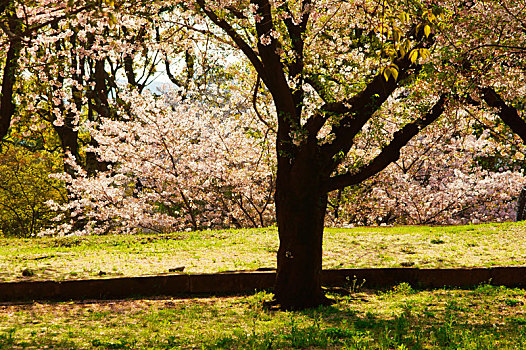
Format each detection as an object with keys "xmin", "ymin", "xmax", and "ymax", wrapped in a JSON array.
[{"xmin": 167, "ymin": 0, "xmax": 450, "ymax": 308}]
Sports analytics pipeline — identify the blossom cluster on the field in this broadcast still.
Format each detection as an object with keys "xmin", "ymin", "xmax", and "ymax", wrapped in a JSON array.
[
  {"xmin": 328, "ymin": 114, "xmax": 526, "ymax": 226},
  {"xmin": 43, "ymin": 87, "xmax": 275, "ymax": 236}
]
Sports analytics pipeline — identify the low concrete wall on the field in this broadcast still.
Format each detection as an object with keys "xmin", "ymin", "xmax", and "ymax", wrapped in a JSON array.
[{"xmin": 2, "ymin": 267, "xmax": 526, "ymax": 302}]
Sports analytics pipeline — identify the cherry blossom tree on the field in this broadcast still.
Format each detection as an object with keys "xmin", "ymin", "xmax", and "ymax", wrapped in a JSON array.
[
  {"xmin": 327, "ymin": 111, "xmax": 526, "ymax": 226},
  {"xmin": 44, "ymin": 86, "xmax": 275, "ymax": 235},
  {"xmin": 0, "ymin": 0, "xmax": 98, "ymax": 144},
  {"xmin": 156, "ymin": 0, "xmax": 452, "ymax": 308}
]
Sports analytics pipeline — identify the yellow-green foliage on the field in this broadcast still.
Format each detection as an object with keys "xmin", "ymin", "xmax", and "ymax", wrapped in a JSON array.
[{"xmin": 0, "ymin": 144, "xmax": 66, "ymax": 237}]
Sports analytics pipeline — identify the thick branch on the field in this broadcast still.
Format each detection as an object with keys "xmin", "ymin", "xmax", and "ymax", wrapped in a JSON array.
[
  {"xmin": 252, "ymin": 75, "xmax": 275, "ymax": 132},
  {"xmin": 325, "ymin": 94, "xmax": 448, "ymax": 192},
  {"xmin": 480, "ymin": 86, "xmax": 526, "ymax": 144},
  {"xmin": 85, "ymin": 58, "xmax": 112, "ymax": 121},
  {"xmin": 251, "ymin": 0, "xmax": 289, "ymax": 93},
  {"xmin": 251, "ymin": 0, "xmax": 299, "ymax": 154},
  {"xmin": 318, "ymin": 23, "xmax": 431, "ymax": 162},
  {"xmin": 281, "ymin": 0, "xmax": 310, "ymax": 115},
  {"xmin": 303, "ymin": 101, "xmax": 350, "ymax": 136},
  {"xmin": 321, "ymin": 54, "xmax": 418, "ymax": 160},
  {"xmin": 124, "ymin": 55, "xmax": 137, "ymax": 86}
]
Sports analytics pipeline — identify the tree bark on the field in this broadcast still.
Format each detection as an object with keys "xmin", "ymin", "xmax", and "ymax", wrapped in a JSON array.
[
  {"xmin": 0, "ymin": 13, "xmax": 22, "ymax": 142},
  {"xmin": 481, "ymin": 86, "xmax": 526, "ymax": 144},
  {"xmin": 273, "ymin": 144, "xmax": 332, "ymax": 309},
  {"xmin": 517, "ymin": 186, "xmax": 526, "ymax": 221}
]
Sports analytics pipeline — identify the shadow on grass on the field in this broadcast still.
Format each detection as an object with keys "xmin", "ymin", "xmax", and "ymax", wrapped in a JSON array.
[
  {"xmin": 203, "ymin": 306, "xmax": 526, "ymax": 349},
  {"xmin": 204, "ymin": 284, "xmax": 526, "ymax": 350},
  {"xmin": 2, "ymin": 284, "xmax": 526, "ymax": 349}
]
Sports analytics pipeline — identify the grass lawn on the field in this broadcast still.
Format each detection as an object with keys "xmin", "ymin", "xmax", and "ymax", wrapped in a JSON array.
[
  {"xmin": 1, "ymin": 222, "xmax": 526, "ymax": 282},
  {"xmin": 2, "ymin": 284, "xmax": 526, "ymax": 349},
  {"xmin": 3, "ymin": 223, "xmax": 526, "ymax": 348}
]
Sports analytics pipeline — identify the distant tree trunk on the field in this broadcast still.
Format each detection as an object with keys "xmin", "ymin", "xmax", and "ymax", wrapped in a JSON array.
[
  {"xmin": 0, "ymin": 15, "xmax": 22, "ymax": 142},
  {"xmin": 517, "ymin": 186, "xmax": 526, "ymax": 221}
]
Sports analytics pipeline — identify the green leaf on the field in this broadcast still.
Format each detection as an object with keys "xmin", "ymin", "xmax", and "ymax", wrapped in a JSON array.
[
  {"xmin": 419, "ymin": 48, "xmax": 430, "ymax": 60},
  {"xmin": 399, "ymin": 45, "xmax": 406, "ymax": 57},
  {"xmin": 389, "ymin": 64, "xmax": 399, "ymax": 80},
  {"xmin": 385, "ymin": 46, "xmax": 397, "ymax": 59},
  {"xmin": 400, "ymin": 39, "xmax": 411, "ymax": 57},
  {"xmin": 398, "ymin": 12, "xmax": 410, "ymax": 23},
  {"xmin": 424, "ymin": 24, "xmax": 431, "ymax": 38},
  {"xmin": 108, "ymin": 12, "xmax": 117, "ymax": 27},
  {"xmin": 381, "ymin": 64, "xmax": 399, "ymax": 81},
  {"xmin": 409, "ymin": 49, "xmax": 419, "ymax": 63},
  {"xmin": 383, "ymin": 67, "xmax": 391, "ymax": 81},
  {"xmin": 392, "ymin": 28, "xmax": 401, "ymax": 42}
]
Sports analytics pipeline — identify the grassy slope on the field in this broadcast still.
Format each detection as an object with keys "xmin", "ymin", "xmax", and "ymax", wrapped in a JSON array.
[
  {"xmin": 1, "ymin": 284, "xmax": 526, "ymax": 349},
  {"xmin": 1, "ymin": 222, "xmax": 526, "ymax": 282}
]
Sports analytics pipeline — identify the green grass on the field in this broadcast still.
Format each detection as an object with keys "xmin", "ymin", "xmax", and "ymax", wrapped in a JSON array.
[
  {"xmin": 2, "ymin": 222, "xmax": 526, "ymax": 282},
  {"xmin": 3, "ymin": 223, "xmax": 526, "ymax": 348},
  {"xmin": 1, "ymin": 284, "xmax": 526, "ymax": 349}
]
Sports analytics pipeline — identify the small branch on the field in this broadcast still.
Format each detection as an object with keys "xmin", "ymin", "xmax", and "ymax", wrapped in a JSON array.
[
  {"xmin": 466, "ymin": 43, "xmax": 526, "ymax": 55},
  {"xmin": 165, "ymin": 57, "xmax": 183, "ymax": 87},
  {"xmin": 252, "ymin": 75, "xmax": 275, "ymax": 132}
]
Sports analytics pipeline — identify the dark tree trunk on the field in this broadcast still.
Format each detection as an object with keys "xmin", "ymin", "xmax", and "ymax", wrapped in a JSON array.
[
  {"xmin": 0, "ymin": 18, "xmax": 22, "ymax": 142},
  {"xmin": 517, "ymin": 186, "xmax": 526, "ymax": 221},
  {"xmin": 273, "ymin": 146, "xmax": 331, "ymax": 309},
  {"xmin": 53, "ymin": 121, "xmax": 80, "ymax": 172}
]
